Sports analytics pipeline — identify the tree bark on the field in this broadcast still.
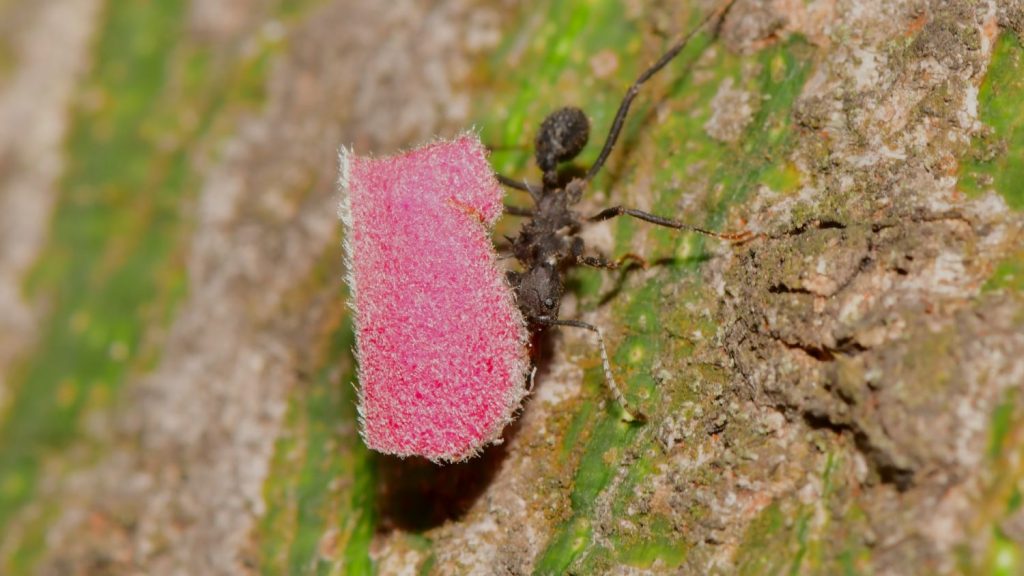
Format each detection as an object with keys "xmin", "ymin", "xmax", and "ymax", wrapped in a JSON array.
[{"xmin": 0, "ymin": 0, "xmax": 1022, "ymax": 574}]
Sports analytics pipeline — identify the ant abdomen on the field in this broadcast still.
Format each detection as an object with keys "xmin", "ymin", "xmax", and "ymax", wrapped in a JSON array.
[{"xmin": 534, "ymin": 107, "xmax": 590, "ymax": 178}]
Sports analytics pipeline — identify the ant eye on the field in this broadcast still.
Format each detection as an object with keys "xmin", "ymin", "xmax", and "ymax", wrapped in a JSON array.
[
  {"xmin": 544, "ymin": 298, "xmax": 555, "ymax": 309},
  {"xmin": 535, "ymin": 107, "xmax": 590, "ymax": 173}
]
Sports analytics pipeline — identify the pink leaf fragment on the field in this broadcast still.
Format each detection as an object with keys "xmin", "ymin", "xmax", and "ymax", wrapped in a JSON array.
[{"xmin": 339, "ymin": 134, "xmax": 530, "ymax": 463}]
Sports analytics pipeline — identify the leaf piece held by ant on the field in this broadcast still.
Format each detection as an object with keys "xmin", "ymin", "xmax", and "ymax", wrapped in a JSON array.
[{"xmin": 339, "ymin": 134, "xmax": 530, "ymax": 463}]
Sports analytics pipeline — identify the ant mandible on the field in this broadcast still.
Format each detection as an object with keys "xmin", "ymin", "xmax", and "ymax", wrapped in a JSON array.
[{"xmin": 498, "ymin": 1, "xmax": 748, "ymax": 422}]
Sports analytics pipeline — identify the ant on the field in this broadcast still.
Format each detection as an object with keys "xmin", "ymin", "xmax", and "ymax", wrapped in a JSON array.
[{"xmin": 497, "ymin": 2, "xmax": 748, "ymax": 422}]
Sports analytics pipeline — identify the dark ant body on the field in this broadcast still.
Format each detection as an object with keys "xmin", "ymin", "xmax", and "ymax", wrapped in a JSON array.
[{"xmin": 499, "ymin": 3, "xmax": 747, "ymax": 421}]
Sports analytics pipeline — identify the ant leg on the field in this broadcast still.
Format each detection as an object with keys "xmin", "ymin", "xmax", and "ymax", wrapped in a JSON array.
[
  {"xmin": 577, "ymin": 252, "xmax": 649, "ymax": 270},
  {"xmin": 585, "ymin": 0, "xmax": 738, "ymax": 183},
  {"xmin": 536, "ymin": 317, "xmax": 646, "ymax": 423},
  {"xmin": 495, "ymin": 173, "xmax": 542, "ymax": 201},
  {"xmin": 504, "ymin": 204, "xmax": 534, "ymax": 217},
  {"xmin": 570, "ymin": 237, "xmax": 648, "ymax": 270},
  {"xmin": 588, "ymin": 205, "xmax": 753, "ymax": 243}
]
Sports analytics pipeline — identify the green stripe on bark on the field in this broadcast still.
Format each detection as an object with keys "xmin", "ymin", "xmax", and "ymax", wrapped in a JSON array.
[{"xmin": 0, "ymin": 0, "xmax": 189, "ymax": 547}]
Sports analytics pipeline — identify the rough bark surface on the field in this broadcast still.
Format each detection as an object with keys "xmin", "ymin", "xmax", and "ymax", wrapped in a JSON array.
[{"xmin": 0, "ymin": 0, "xmax": 1022, "ymax": 575}]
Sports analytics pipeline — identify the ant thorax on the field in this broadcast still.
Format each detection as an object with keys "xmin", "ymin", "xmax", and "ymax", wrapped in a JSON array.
[
  {"xmin": 508, "ymin": 173, "xmax": 592, "ymax": 326},
  {"xmin": 507, "ymin": 190, "xmax": 574, "ymax": 324}
]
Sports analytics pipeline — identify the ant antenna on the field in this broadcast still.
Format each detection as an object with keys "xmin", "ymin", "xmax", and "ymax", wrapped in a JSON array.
[
  {"xmin": 585, "ymin": 0, "xmax": 738, "ymax": 183},
  {"xmin": 536, "ymin": 317, "xmax": 646, "ymax": 423}
]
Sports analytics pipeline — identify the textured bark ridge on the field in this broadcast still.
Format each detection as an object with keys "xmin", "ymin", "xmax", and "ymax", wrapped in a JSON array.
[
  {"xmin": 0, "ymin": 0, "xmax": 1022, "ymax": 575},
  {"xmin": 711, "ymin": 1, "xmax": 1024, "ymax": 569}
]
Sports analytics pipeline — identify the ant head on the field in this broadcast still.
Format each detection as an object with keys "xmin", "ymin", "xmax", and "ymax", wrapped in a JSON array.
[
  {"xmin": 535, "ymin": 107, "xmax": 589, "ymax": 180},
  {"xmin": 517, "ymin": 261, "xmax": 563, "ymax": 322}
]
